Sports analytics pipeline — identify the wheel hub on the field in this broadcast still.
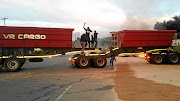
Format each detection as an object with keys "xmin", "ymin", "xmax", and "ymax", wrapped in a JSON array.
[
  {"xmin": 155, "ymin": 56, "xmax": 162, "ymax": 63},
  {"xmin": 171, "ymin": 55, "xmax": 178, "ymax": 62},
  {"xmin": 7, "ymin": 60, "xmax": 18, "ymax": 69},
  {"xmin": 80, "ymin": 58, "xmax": 88, "ymax": 66},
  {"xmin": 97, "ymin": 58, "xmax": 105, "ymax": 66}
]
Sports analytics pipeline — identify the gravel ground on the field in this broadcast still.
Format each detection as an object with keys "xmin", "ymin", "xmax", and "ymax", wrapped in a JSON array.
[{"xmin": 112, "ymin": 57, "xmax": 180, "ymax": 101}]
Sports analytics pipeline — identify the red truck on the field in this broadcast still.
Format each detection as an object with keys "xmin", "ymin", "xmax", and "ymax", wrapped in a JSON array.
[{"xmin": 0, "ymin": 26, "xmax": 108, "ymax": 72}]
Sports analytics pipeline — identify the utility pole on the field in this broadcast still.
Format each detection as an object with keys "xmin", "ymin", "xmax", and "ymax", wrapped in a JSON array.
[{"xmin": 1, "ymin": 17, "xmax": 8, "ymax": 26}]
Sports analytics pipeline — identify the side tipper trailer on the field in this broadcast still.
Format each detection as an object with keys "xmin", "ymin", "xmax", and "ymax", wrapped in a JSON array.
[
  {"xmin": 110, "ymin": 30, "xmax": 180, "ymax": 64},
  {"xmin": 0, "ymin": 26, "xmax": 108, "ymax": 72},
  {"xmin": 110, "ymin": 30, "xmax": 176, "ymax": 53}
]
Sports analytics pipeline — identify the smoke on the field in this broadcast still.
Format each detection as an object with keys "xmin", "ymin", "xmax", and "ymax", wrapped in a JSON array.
[
  {"xmin": 108, "ymin": 0, "xmax": 180, "ymax": 30},
  {"xmin": 120, "ymin": 17, "xmax": 156, "ymax": 30}
]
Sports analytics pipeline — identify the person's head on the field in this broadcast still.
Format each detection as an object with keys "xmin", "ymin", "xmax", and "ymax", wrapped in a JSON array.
[
  {"xmin": 87, "ymin": 27, "xmax": 90, "ymax": 29},
  {"xmin": 94, "ymin": 30, "xmax": 96, "ymax": 33},
  {"xmin": 109, "ymin": 46, "xmax": 113, "ymax": 51},
  {"xmin": 109, "ymin": 46, "xmax": 113, "ymax": 49}
]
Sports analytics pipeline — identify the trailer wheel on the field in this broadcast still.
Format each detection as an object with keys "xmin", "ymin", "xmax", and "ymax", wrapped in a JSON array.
[
  {"xmin": 4, "ymin": 58, "xmax": 21, "ymax": 72},
  {"xmin": 151, "ymin": 54, "xmax": 165, "ymax": 64},
  {"xmin": 93, "ymin": 57, "xmax": 107, "ymax": 68},
  {"xmin": 75, "ymin": 56, "xmax": 90, "ymax": 68},
  {"xmin": 167, "ymin": 53, "xmax": 180, "ymax": 64}
]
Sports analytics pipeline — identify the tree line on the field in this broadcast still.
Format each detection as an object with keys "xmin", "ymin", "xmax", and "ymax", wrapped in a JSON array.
[{"xmin": 154, "ymin": 15, "xmax": 180, "ymax": 32}]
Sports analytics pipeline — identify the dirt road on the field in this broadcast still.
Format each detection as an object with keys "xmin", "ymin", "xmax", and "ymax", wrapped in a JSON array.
[{"xmin": 113, "ymin": 57, "xmax": 180, "ymax": 101}]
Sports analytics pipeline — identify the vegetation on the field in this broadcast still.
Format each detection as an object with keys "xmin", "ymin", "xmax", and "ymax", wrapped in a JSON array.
[
  {"xmin": 154, "ymin": 15, "xmax": 180, "ymax": 32},
  {"xmin": 100, "ymin": 37, "xmax": 114, "ymax": 47}
]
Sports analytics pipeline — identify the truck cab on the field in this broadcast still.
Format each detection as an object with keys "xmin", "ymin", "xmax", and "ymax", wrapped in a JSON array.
[{"xmin": 172, "ymin": 33, "xmax": 180, "ymax": 46}]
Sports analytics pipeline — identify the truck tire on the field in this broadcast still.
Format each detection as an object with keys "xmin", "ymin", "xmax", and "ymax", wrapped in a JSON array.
[
  {"xmin": 93, "ymin": 57, "xmax": 107, "ymax": 68},
  {"xmin": 167, "ymin": 53, "xmax": 180, "ymax": 64},
  {"xmin": 75, "ymin": 55, "xmax": 90, "ymax": 68},
  {"xmin": 4, "ymin": 58, "xmax": 21, "ymax": 72},
  {"xmin": 151, "ymin": 54, "xmax": 165, "ymax": 64}
]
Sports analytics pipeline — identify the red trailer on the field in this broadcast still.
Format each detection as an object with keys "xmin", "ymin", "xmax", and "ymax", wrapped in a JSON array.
[
  {"xmin": 0, "ymin": 26, "xmax": 73, "ymax": 48},
  {"xmin": 110, "ymin": 30, "xmax": 176, "ymax": 53},
  {"xmin": 0, "ymin": 26, "xmax": 107, "ymax": 72}
]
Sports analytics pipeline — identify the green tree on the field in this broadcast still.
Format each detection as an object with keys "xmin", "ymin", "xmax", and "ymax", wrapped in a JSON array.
[{"xmin": 154, "ymin": 15, "xmax": 180, "ymax": 32}]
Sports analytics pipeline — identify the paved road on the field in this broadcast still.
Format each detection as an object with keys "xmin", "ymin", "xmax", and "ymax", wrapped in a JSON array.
[
  {"xmin": 3, "ymin": 56, "xmax": 180, "ymax": 101},
  {"xmin": 0, "ymin": 55, "xmax": 119, "ymax": 101}
]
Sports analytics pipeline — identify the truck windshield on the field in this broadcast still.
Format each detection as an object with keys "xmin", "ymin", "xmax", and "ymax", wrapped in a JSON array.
[
  {"xmin": 177, "ymin": 33, "xmax": 180, "ymax": 39},
  {"xmin": 174, "ymin": 33, "xmax": 180, "ymax": 40}
]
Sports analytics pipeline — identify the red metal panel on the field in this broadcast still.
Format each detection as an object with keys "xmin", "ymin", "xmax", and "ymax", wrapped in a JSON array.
[
  {"xmin": 157, "ymin": 35, "xmax": 174, "ymax": 41},
  {"xmin": 46, "ymin": 35, "xmax": 71, "ymax": 41},
  {"xmin": 24, "ymin": 40, "xmax": 49, "ymax": 47},
  {"xmin": 122, "ymin": 40, "xmax": 173, "ymax": 47},
  {"xmin": 115, "ymin": 30, "xmax": 176, "ymax": 47},
  {"xmin": 141, "ymin": 41, "xmax": 154, "ymax": 47},
  {"xmin": 122, "ymin": 41, "xmax": 141, "ymax": 47},
  {"xmin": 123, "ymin": 35, "xmax": 141, "ymax": 40},
  {"xmin": 22, "ymin": 40, "xmax": 72, "ymax": 48},
  {"xmin": 1, "ymin": 40, "xmax": 24, "ymax": 47},
  {"xmin": 0, "ymin": 26, "xmax": 74, "ymax": 48},
  {"xmin": 0, "ymin": 40, "xmax": 2, "ymax": 47},
  {"xmin": 156, "ymin": 41, "xmax": 172, "ymax": 46},
  {"xmin": 48, "ymin": 41, "xmax": 72, "ymax": 47},
  {"xmin": 141, "ymin": 35, "xmax": 158, "ymax": 41},
  {"xmin": 117, "ymin": 31, "xmax": 125, "ymax": 41}
]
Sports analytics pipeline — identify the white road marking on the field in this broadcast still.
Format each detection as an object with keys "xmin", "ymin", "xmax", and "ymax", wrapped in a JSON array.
[{"xmin": 55, "ymin": 85, "xmax": 72, "ymax": 101}]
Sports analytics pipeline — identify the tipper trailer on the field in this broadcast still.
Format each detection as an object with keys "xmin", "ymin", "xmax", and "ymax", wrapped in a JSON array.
[
  {"xmin": 110, "ymin": 30, "xmax": 180, "ymax": 64},
  {"xmin": 145, "ymin": 32, "xmax": 180, "ymax": 64},
  {"xmin": 0, "ymin": 26, "xmax": 110, "ymax": 72},
  {"xmin": 110, "ymin": 30, "xmax": 176, "ymax": 53}
]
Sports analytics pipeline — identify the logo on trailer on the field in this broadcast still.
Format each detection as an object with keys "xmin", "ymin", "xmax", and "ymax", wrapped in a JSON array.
[{"xmin": 3, "ymin": 34, "xmax": 46, "ymax": 40}]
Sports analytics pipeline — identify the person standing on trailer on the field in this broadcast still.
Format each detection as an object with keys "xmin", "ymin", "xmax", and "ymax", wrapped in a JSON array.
[
  {"xmin": 109, "ymin": 47, "xmax": 116, "ymax": 70},
  {"xmin": 83, "ymin": 23, "xmax": 92, "ymax": 48},
  {"xmin": 90, "ymin": 34, "xmax": 94, "ymax": 48},
  {"xmin": 80, "ymin": 33, "xmax": 86, "ymax": 53},
  {"xmin": 94, "ymin": 30, "xmax": 98, "ymax": 48}
]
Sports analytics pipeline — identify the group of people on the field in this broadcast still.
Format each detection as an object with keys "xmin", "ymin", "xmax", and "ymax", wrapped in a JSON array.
[
  {"xmin": 80, "ymin": 23, "xmax": 98, "ymax": 50},
  {"xmin": 80, "ymin": 23, "xmax": 116, "ymax": 70}
]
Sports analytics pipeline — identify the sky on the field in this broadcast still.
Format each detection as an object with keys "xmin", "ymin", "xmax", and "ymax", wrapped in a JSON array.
[{"xmin": 0, "ymin": 0, "xmax": 180, "ymax": 38}]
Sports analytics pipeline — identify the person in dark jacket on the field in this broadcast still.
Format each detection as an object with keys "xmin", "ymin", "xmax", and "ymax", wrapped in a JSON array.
[
  {"xmin": 109, "ymin": 47, "xmax": 116, "ymax": 70},
  {"xmin": 83, "ymin": 23, "xmax": 92, "ymax": 48},
  {"xmin": 94, "ymin": 30, "xmax": 98, "ymax": 48},
  {"xmin": 80, "ymin": 33, "xmax": 86, "ymax": 53},
  {"xmin": 90, "ymin": 35, "xmax": 94, "ymax": 48}
]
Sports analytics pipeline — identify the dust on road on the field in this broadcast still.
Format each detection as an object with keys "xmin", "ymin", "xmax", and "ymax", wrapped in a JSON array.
[{"xmin": 113, "ymin": 57, "xmax": 180, "ymax": 101}]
